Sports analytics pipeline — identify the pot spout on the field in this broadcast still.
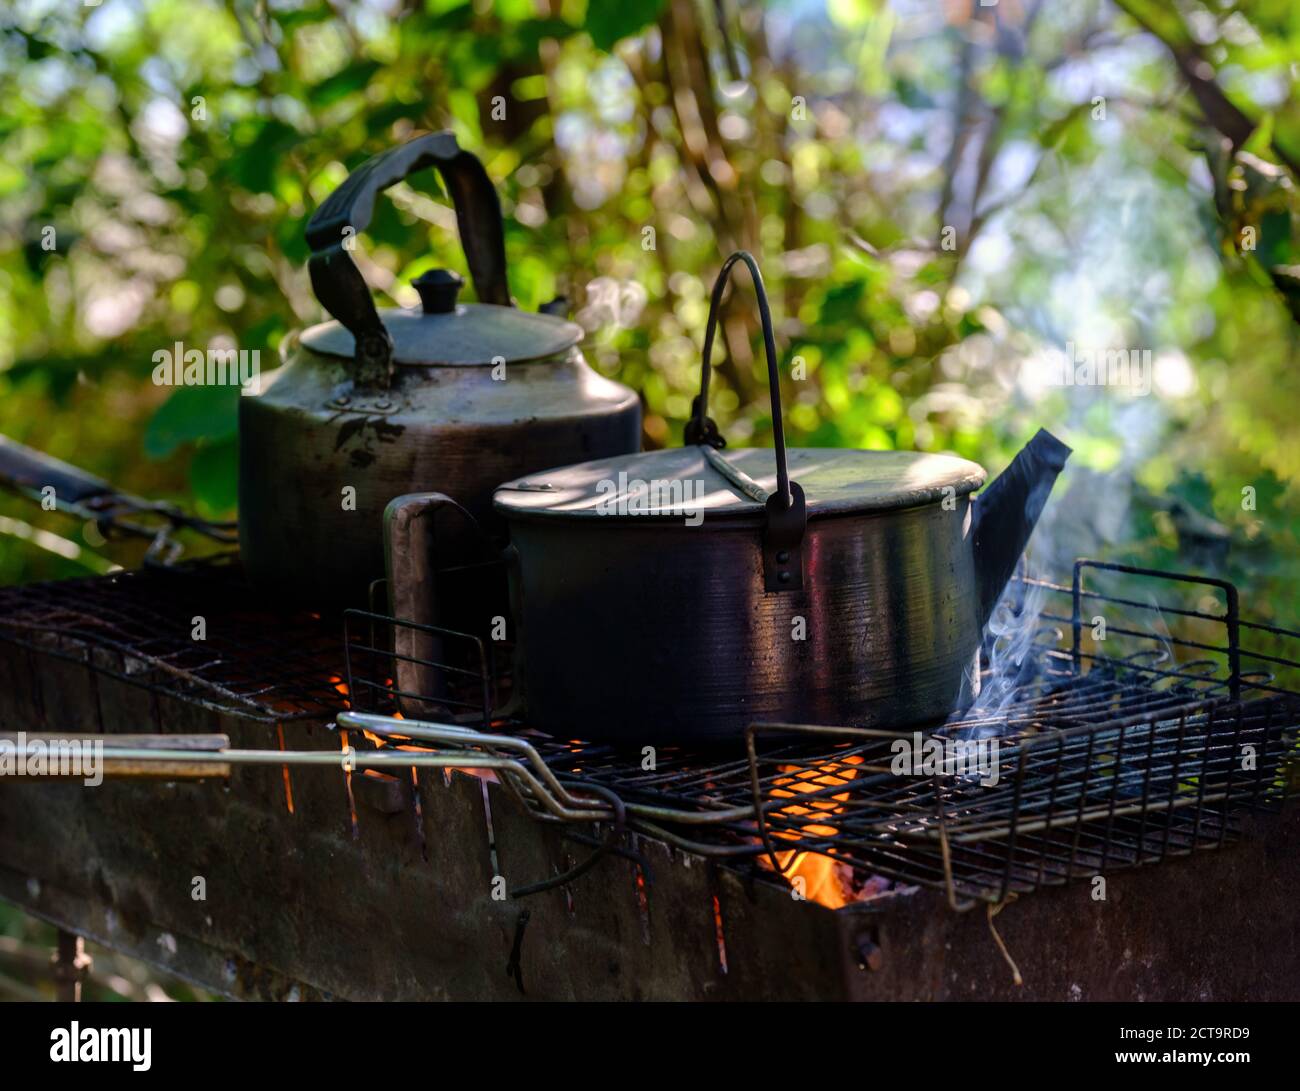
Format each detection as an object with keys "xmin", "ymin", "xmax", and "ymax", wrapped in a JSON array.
[{"xmin": 970, "ymin": 428, "xmax": 1071, "ymax": 629}]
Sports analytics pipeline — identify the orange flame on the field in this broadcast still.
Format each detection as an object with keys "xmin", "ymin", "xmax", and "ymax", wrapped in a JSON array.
[
  {"xmin": 339, "ymin": 727, "xmax": 359, "ymax": 837},
  {"xmin": 761, "ymin": 755, "xmax": 863, "ymax": 910},
  {"xmin": 329, "ymin": 674, "xmax": 351, "ymax": 710},
  {"xmin": 275, "ymin": 722, "xmax": 295, "ymax": 815}
]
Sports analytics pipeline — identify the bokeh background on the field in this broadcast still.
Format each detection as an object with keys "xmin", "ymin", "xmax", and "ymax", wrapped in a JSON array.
[{"xmin": 1, "ymin": 0, "xmax": 1298, "ymax": 997}]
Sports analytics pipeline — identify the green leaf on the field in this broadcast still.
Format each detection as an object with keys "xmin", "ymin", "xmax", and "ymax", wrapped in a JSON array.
[
  {"xmin": 24, "ymin": 35, "xmax": 55, "ymax": 62},
  {"xmin": 271, "ymin": 5, "xmax": 337, "ymax": 32},
  {"xmin": 585, "ymin": 0, "xmax": 666, "ymax": 52},
  {"xmin": 516, "ymin": 18, "xmax": 582, "ymax": 53},
  {"xmin": 145, "ymin": 385, "xmax": 241, "ymax": 459},
  {"xmin": 309, "ymin": 60, "xmax": 382, "ymax": 108},
  {"xmin": 189, "ymin": 438, "xmax": 239, "ymax": 514},
  {"xmin": 232, "ymin": 121, "xmax": 302, "ymax": 193}
]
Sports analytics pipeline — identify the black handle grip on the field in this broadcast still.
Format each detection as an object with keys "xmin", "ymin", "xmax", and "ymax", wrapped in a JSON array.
[{"xmin": 306, "ymin": 132, "xmax": 511, "ymax": 384}]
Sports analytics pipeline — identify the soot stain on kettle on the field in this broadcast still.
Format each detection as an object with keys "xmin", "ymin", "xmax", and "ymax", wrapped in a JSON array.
[{"xmin": 331, "ymin": 414, "xmax": 407, "ymax": 468}]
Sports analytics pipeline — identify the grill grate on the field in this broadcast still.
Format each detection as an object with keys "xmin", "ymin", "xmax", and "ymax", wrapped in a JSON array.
[
  {"xmin": 0, "ymin": 557, "xmax": 350, "ymax": 723},
  {"xmin": 338, "ymin": 558, "xmax": 1300, "ymax": 906},
  {"xmin": 1, "ymin": 555, "xmax": 1297, "ymax": 908},
  {"xmin": 339, "ymin": 665, "xmax": 1296, "ymax": 906}
]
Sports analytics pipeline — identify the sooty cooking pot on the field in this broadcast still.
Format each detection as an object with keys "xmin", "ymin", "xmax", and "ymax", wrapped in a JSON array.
[
  {"xmin": 390, "ymin": 252, "xmax": 1070, "ymax": 743},
  {"xmin": 239, "ymin": 132, "xmax": 641, "ymax": 606}
]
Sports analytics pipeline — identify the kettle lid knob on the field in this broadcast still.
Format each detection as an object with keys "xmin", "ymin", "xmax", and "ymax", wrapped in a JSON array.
[{"xmin": 413, "ymin": 268, "xmax": 464, "ymax": 314}]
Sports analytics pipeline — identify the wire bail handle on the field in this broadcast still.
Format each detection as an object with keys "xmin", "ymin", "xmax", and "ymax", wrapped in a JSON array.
[{"xmin": 684, "ymin": 251, "xmax": 806, "ymax": 592}]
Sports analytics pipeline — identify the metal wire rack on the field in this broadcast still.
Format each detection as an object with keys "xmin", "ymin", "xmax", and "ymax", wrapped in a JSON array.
[
  {"xmin": 0, "ymin": 555, "xmax": 1297, "ymax": 908},
  {"xmin": 335, "ymin": 558, "xmax": 1300, "ymax": 906},
  {"xmin": 0, "ymin": 556, "xmax": 348, "ymax": 723}
]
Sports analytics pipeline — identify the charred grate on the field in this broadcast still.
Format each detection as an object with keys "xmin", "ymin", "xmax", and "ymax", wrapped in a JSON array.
[
  {"xmin": 341, "ymin": 560, "xmax": 1300, "ymax": 906},
  {"xmin": 1, "ymin": 554, "xmax": 1298, "ymax": 907},
  {"xmin": 734, "ymin": 693, "xmax": 1296, "ymax": 906},
  {"xmin": 0, "ymin": 557, "xmax": 352, "ymax": 724},
  {"xmin": 340, "ymin": 672, "xmax": 1298, "ymax": 906}
]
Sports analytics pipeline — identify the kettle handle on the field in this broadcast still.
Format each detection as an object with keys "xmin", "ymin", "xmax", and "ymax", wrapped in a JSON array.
[
  {"xmin": 383, "ymin": 491, "xmax": 461, "ymax": 719},
  {"xmin": 384, "ymin": 492, "xmax": 516, "ymax": 723},
  {"xmin": 684, "ymin": 251, "xmax": 807, "ymax": 591},
  {"xmin": 306, "ymin": 132, "xmax": 511, "ymax": 385}
]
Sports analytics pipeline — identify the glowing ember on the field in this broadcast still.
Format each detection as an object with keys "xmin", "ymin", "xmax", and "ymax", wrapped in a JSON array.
[
  {"xmin": 338, "ymin": 728, "xmax": 359, "ymax": 838},
  {"xmin": 275, "ymin": 723, "xmax": 295, "ymax": 815}
]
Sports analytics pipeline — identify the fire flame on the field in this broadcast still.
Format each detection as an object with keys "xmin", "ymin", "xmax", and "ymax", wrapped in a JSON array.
[
  {"xmin": 276, "ymin": 722, "xmax": 295, "ymax": 815},
  {"xmin": 761, "ymin": 754, "xmax": 864, "ymax": 910}
]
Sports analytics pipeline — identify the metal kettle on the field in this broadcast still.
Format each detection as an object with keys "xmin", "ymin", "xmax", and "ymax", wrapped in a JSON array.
[
  {"xmin": 238, "ymin": 132, "xmax": 641, "ymax": 606},
  {"xmin": 383, "ymin": 252, "xmax": 1070, "ymax": 743},
  {"xmin": 486, "ymin": 251, "xmax": 1070, "ymax": 742}
]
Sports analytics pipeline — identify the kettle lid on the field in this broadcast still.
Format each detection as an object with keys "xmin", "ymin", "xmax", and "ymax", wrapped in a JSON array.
[
  {"xmin": 300, "ymin": 296, "xmax": 583, "ymax": 367},
  {"xmin": 304, "ymin": 133, "xmax": 583, "ymax": 376},
  {"xmin": 494, "ymin": 447, "xmax": 987, "ymax": 521}
]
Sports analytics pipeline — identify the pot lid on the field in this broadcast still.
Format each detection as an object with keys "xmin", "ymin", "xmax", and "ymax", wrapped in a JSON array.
[
  {"xmin": 494, "ymin": 446, "xmax": 987, "ymax": 521},
  {"xmin": 300, "ymin": 270, "xmax": 583, "ymax": 366}
]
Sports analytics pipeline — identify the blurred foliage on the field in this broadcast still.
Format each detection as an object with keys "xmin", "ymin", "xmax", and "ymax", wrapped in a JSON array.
[
  {"xmin": 1, "ymin": 0, "xmax": 1300, "ymax": 999},
  {"xmin": 0, "ymin": 0, "xmax": 1297, "ymax": 608}
]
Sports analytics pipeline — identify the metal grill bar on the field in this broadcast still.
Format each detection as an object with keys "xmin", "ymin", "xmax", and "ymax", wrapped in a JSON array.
[
  {"xmin": 0, "ymin": 555, "xmax": 1296, "ymax": 910},
  {"xmin": 0, "ymin": 559, "xmax": 349, "ymax": 722}
]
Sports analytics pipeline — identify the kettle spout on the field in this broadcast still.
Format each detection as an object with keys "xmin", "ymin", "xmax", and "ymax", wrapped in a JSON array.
[{"xmin": 970, "ymin": 428, "xmax": 1072, "ymax": 629}]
